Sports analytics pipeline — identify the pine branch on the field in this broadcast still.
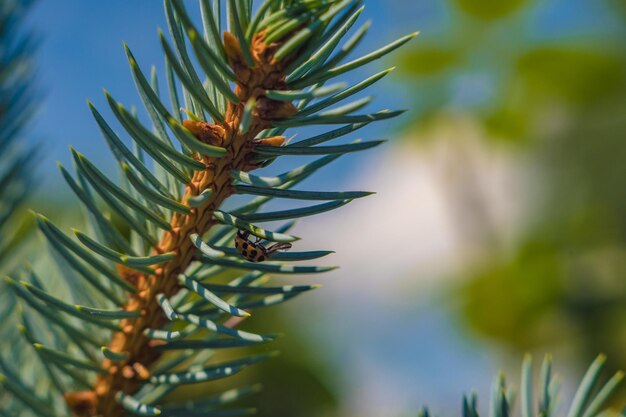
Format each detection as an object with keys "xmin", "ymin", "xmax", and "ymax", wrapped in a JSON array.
[
  {"xmin": 419, "ymin": 355, "xmax": 623, "ymax": 417},
  {"xmin": 1, "ymin": 1, "xmax": 417, "ymax": 416}
]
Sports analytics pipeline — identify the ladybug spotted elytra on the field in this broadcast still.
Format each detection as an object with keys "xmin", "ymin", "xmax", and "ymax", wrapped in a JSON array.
[{"xmin": 234, "ymin": 230, "xmax": 292, "ymax": 263}]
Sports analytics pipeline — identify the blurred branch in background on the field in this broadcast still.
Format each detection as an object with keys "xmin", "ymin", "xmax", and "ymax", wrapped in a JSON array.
[
  {"xmin": 0, "ymin": 0, "xmax": 40, "ymax": 414},
  {"xmin": 0, "ymin": 0, "xmax": 38, "ymax": 271}
]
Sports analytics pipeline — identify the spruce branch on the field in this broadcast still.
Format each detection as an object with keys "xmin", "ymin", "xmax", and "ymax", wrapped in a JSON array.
[
  {"xmin": 1, "ymin": 1, "xmax": 417, "ymax": 416},
  {"xmin": 419, "ymin": 355, "xmax": 623, "ymax": 417}
]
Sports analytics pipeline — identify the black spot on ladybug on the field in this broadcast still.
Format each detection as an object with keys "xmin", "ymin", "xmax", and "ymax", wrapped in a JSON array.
[
  {"xmin": 250, "ymin": 250, "xmax": 257, "ymax": 257},
  {"xmin": 242, "ymin": 242, "xmax": 249, "ymax": 249},
  {"xmin": 258, "ymin": 255, "xmax": 266, "ymax": 262}
]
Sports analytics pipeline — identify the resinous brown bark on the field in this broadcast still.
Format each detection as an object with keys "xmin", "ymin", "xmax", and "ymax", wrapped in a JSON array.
[{"xmin": 64, "ymin": 31, "xmax": 297, "ymax": 417}]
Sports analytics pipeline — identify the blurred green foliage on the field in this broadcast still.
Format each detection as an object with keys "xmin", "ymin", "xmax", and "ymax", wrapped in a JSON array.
[
  {"xmin": 243, "ymin": 308, "xmax": 339, "ymax": 417},
  {"xmin": 462, "ymin": 239, "xmax": 566, "ymax": 350},
  {"xmin": 455, "ymin": 0, "xmax": 529, "ymax": 20},
  {"xmin": 515, "ymin": 48, "xmax": 624, "ymax": 105},
  {"xmin": 397, "ymin": 47, "xmax": 460, "ymax": 76},
  {"xmin": 398, "ymin": 0, "xmax": 626, "ymax": 374},
  {"xmin": 461, "ymin": 73, "xmax": 626, "ymax": 361},
  {"xmin": 397, "ymin": 0, "xmax": 626, "ymax": 142}
]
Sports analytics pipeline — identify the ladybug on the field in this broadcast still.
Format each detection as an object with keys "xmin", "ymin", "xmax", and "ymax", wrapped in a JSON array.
[{"xmin": 234, "ymin": 230, "xmax": 292, "ymax": 262}]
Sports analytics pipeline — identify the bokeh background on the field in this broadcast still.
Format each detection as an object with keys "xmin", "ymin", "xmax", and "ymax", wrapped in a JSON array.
[{"xmin": 15, "ymin": 0, "xmax": 626, "ymax": 416}]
